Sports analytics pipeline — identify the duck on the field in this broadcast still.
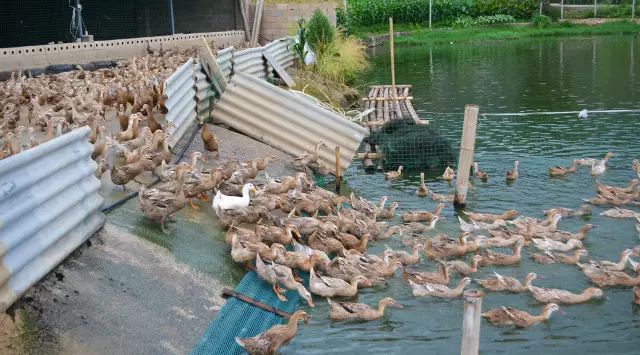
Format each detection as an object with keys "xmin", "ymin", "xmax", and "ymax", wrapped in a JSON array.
[
  {"xmin": 505, "ymin": 160, "xmax": 519, "ymax": 181},
  {"xmin": 424, "ymin": 232, "xmax": 475, "ymax": 259},
  {"xmin": 409, "ymin": 277, "xmax": 471, "ymax": 298},
  {"xmin": 633, "ymin": 159, "xmax": 640, "ymax": 174},
  {"xmin": 235, "ymin": 310, "xmax": 309, "ymax": 355},
  {"xmin": 528, "ymin": 283, "xmax": 604, "ymax": 304},
  {"xmin": 633, "ymin": 286, "xmax": 640, "ymax": 305},
  {"xmin": 431, "ymin": 191, "xmax": 454, "ymax": 203},
  {"xmin": 398, "ymin": 216, "xmax": 440, "ymax": 234},
  {"xmin": 138, "ymin": 163, "xmax": 190, "ymax": 232},
  {"xmin": 479, "ymin": 241, "xmax": 523, "ymax": 266},
  {"xmin": 116, "ymin": 114, "xmax": 142, "ymax": 142},
  {"xmin": 231, "ymin": 236, "xmax": 282, "ymax": 269},
  {"xmin": 377, "ymin": 201, "xmax": 400, "ymax": 220},
  {"xmin": 401, "ymin": 263, "xmax": 450, "ymax": 285},
  {"xmin": 117, "ymin": 104, "xmax": 128, "ymax": 131},
  {"xmin": 530, "ymin": 249, "xmax": 589, "ymax": 265},
  {"xmin": 442, "ymin": 255, "xmax": 483, "ymax": 276},
  {"xmin": 309, "ymin": 266, "xmax": 370, "ymax": 298},
  {"xmin": 482, "ymin": 303, "xmax": 563, "ymax": 328},
  {"xmin": 549, "ymin": 160, "xmax": 578, "ymax": 177},
  {"xmin": 255, "ymin": 224, "xmax": 298, "ymax": 246},
  {"xmin": 545, "ymin": 224, "xmax": 594, "ymax": 242},
  {"xmin": 590, "ymin": 152, "xmax": 615, "ymax": 175},
  {"xmin": 274, "ymin": 249, "xmax": 327, "ymax": 274},
  {"xmin": 483, "ymin": 235, "xmax": 525, "ymax": 248},
  {"xmin": 392, "ymin": 244, "xmax": 424, "ymax": 266},
  {"xmin": 416, "ymin": 172, "xmax": 429, "ymax": 196},
  {"xmin": 401, "ymin": 203, "xmax": 445, "ymax": 223},
  {"xmin": 588, "ymin": 248, "xmax": 638, "ymax": 272},
  {"xmin": 636, "ymin": 216, "xmax": 640, "ymax": 238},
  {"xmin": 600, "ymin": 207, "xmax": 639, "ymax": 219},
  {"xmin": 518, "ymin": 214, "xmax": 563, "ymax": 236},
  {"xmin": 464, "ymin": 209, "xmax": 519, "ymax": 222},
  {"xmin": 543, "ymin": 204, "xmax": 592, "ymax": 218},
  {"xmin": 327, "ymin": 297, "xmax": 403, "ymax": 321},
  {"xmin": 473, "ymin": 162, "xmax": 488, "ymax": 181},
  {"xmin": 531, "ymin": 238, "xmax": 582, "ymax": 252},
  {"xmin": 212, "ymin": 183, "xmax": 257, "ymax": 217},
  {"xmin": 579, "ymin": 262, "xmax": 640, "ymax": 287},
  {"xmin": 255, "ymin": 253, "xmax": 314, "ymax": 307},
  {"xmin": 441, "ymin": 166, "xmax": 455, "ymax": 181},
  {"xmin": 458, "ymin": 216, "xmax": 506, "ymax": 232},
  {"xmin": 384, "ymin": 165, "xmax": 403, "ymax": 180},
  {"xmin": 478, "ymin": 272, "xmax": 539, "ymax": 293},
  {"xmin": 201, "ymin": 124, "xmax": 219, "ymax": 158}
]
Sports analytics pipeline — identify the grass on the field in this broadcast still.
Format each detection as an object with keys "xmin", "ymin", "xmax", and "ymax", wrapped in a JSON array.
[
  {"xmin": 353, "ymin": 21, "xmax": 640, "ymax": 45},
  {"xmin": 315, "ymin": 33, "xmax": 369, "ymax": 85}
]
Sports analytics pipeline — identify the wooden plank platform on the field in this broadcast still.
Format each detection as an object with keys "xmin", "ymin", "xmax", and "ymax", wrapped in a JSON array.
[{"xmin": 362, "ymin": 84, "xmax": 420, "ymax": 128}]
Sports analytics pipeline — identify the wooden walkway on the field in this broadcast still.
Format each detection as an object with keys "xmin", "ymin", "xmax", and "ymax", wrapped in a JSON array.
[{"xmin": 362, "ymin": 84, "xmax": 421, "ymax": 128}]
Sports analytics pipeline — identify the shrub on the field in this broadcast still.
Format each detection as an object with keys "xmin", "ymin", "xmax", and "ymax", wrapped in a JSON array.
[
  {"xmin": 453, "ymin": 16, "xmax": 477, "ymax": 28},
  {"xmin": 314, "ymin": 32, "xmax": 369, "ymax": 85},
  {"xmin": 475, "ymin": 14, "xmax": 516, "ymax": 25},
  {"xmin": 472, "ymin": 0, "xmax": 538, "ymax": 19},
  {"xmin": 306, "ymin": 9, "xmax": 335, "ymax": 56},
  {"xmin": 531, "ymin": 14, "xmax": 552, "ymax": 28},
  {"xmin": 292, "ymin": 19, "xmax": 308, "ymax": 64}
]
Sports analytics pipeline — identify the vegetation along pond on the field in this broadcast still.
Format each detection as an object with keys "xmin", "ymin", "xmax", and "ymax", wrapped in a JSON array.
[{"xmin": 286, "ymin": 35, "xmax": 640, "ymax": 354}]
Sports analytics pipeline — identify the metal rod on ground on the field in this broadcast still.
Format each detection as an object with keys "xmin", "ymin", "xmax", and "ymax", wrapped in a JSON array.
[
  {"xmin": 461, "ymin": 290, "xmax": 483, "ymax": 355},
  {"xmin": 454, "ymin": 104, "xmax": 479, "ymax": 207},
  {"xmin": 389, "ymin": 18, "xmax": 398, "ymax": 115},
  {"xmin": 168, "ymin": 0, "xmax": 176, "ymax": 35},
  {"xmin": 429, "ymin": 0, "xmax": 433, "ymax": 29},
  {"xmin": 237, "ymin": 0, "xmax": 251, "ymax": 42},
  {"xmin": 335, "ymin": 146, "xmax": 341, "ymax": 193},
  {"xmin": 250, "ymin": 0, "xmax": 265, "ymax": 47},
  {"xmin": 222, "ymin": 288, "xmax": 292, "ymax": 319},
  {"xmin": 561, "ymin": 0, "xmax": 564, "ymax": 20}
]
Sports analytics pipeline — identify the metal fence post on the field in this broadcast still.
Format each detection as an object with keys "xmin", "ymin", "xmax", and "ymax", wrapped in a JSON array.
[
  {"xmin": 461, "ymin": 289, "xmax": 483, "ymax": 355},
  {"xmin": 168, "ymin": 0, "xmax": 176, "ymax": 34},
  {"xmin": 429, "ymin": 0, "xmax": 433, "ymax": 29},
  {"xmin": 561, "ymin": 0, "xmax": 564, "ymax": 19},
  {"xmin": 594, "ymin": 0, "xmax": 598, "ymax": 17},
  {"xmin": 454, "ymin": 104, "xmax": 479, "ymax": 207}
]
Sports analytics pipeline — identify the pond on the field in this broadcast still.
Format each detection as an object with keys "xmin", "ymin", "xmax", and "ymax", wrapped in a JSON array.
[{"xmin": 285, "ymin": 35, "xmax": 640, "ymax": 354}]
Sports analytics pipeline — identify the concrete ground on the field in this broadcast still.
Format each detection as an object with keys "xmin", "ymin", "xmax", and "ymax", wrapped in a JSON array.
[{"xmin": 2, "ymin": 124, "xmax": 297, "ymax": 354}]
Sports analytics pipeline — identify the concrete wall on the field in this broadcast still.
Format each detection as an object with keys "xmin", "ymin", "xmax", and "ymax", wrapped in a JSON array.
[{"xmin": 249, "ymin": 2, "xmax": 340, "ymax": 42}]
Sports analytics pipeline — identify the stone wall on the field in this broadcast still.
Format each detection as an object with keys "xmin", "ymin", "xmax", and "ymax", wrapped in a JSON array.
[{"xmin": 249, "ymin": 2, "xmax": 339, "ymax": 42}]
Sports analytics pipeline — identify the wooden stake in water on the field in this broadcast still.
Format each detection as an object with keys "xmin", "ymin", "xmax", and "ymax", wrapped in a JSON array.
[
  {"xmin": 335, "ymin": 146, "xmax": 341, "ymax": 193},
  {"xmin": 454, "ymin": 104, "xmax": 479, "ymax": 207},
  {"xmin": 461, "ymin": 289, "xmax": 483, "ymax": 355}
]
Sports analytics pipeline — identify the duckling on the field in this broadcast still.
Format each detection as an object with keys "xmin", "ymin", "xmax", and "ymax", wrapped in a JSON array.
[
  {"xmin": 479, "ymin": 241, "xmax": 523, "ymax": 266},
  {"xmin": 384, "ymin": 165, "xmax": 403, "ymax": 180},
  {"xmin": 549, "ymin": 160, "xmax": 578, "ymax": 177},
  {"xmin": 201, "ymin": 124, "xmax": 219, "ymax": 157},
  {"xmin": 392, "ymin": 244, "xmax": 424, "ymax": 266},
  {"xmin": 464, "ymin": 209, "xmax": 519, "ymax": 222},
  {"xmin": 506, "ymin": 160, "xmax": 519, "ymax": 181},
  {"xmin": 327, "ymin": 297, "xmax": 403, "ymax": 321},
  {"xmin": 600, "ymin": 207, "xmax": 639, "ymax": 219},
  {"xmin": 416, "ymin": 172, "xmax": 429, "ymax": 196},
  {"xmin": 482, "ymin": 303, "xmax": 563, "ymax": 328},
  {"xmin": 212, "ymin": 183, "xmax": 257, "ymax": 217},
  {"xmin": 473, "ymin": 162, "xmax": 488, "ymax": 181},
  {"xmin": 545, "ymin": 224, "xmax": 594, "ymax": 242},
  {"xmin": 590, "ymin": 152, "xmax": 615, "ymax": 175},
  {"xmin": 478, "ymin": 272, "xmax": 539, "ymax": 293},
  {"xmin": 442, "ymin": 255, "xmax": 483, "ymax": 276},
  {"xmin": 441, "ymin": 166, "xmax": 455, "ymax": 181},
  {"xmin": 401, "ymin": 262, "xmax": 450, "ymax": 285},
  {"xmin": 401, "ymin": 203, "xmax": 444, "ymax": 223},
  {"xmin": 309, "ymin": 266, "xmax": 370, "ymax": 298},
  {"xmin": 409, "ymin": 277, "xmax": 471, "ymax": 298},
  {"xmin": 255, "ymin": 253, "xmax": 314, "ymax": 307},
  {"xmin": 235, "ymin": 310, "xmax": 309, "ymax": 355},
  {"xmin": 530, "ymin": 249, "xmax": 588, "ymax": 265},
  {"xmin": 633, "ymin": 286, "xmax": 640, "ymax": 305},
  {"xmin": 377, "ymin": 201, "xmax": 400, "ymax": 220},
  {"xmin": 544, "ymin": 204, "xmax": 592, "ymax": 218},
  {"xmin": 528, "ymin": 283, "xmax": 604, "ymax": 304},
  {"xmin": 532, "ymin": 238, "xmax": 583, "ymax": 252}
]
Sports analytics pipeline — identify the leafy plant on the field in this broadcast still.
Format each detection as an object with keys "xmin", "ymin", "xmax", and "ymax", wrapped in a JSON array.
[
  {"xmin": 306, "ymin": 9, "xmax": 335, "ymax": 56},
  {"xmin": 292, "ymin": 19, "xmax": 308, "ymax": 64},
  {"xmin": 531, "ymin": 14, "xmax": 552, "ymax": 28},
  {"xmin": 453, "ymin": 16, "xmax": 477, "ymax": 28},
  {"xmin": 314, "ymin": 32, "xmax": 369, "ymax": 85}
]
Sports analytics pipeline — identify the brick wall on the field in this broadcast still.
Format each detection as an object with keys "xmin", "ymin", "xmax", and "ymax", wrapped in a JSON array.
[{"xmin": 249, "ymin": 2, "xmax": 339, "ymax": 42}]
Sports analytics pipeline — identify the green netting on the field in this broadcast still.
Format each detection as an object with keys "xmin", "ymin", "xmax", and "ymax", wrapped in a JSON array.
[{"xmin": 191, "ymin": 271, "xmax": 307, "ymax": 355}]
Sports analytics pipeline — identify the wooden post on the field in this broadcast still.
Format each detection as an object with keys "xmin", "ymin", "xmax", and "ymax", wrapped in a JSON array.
[
  {"xmin": 454, "ymin": 104, "xmax": 479, "ymax": 207},
  {"xmin": 237, "ymin": 0, "xmax": 251, "ymax": 42},
  {"xmin": 461, "ymin": 289, "xmax": 483, "ymax": 355},
  {"xmin": 389, "ymin": 17, "xmax": 398, "ymax": 120},
  {"xmin": 335, "ymin": 146, "xmax": 341, "ymax": 193}
]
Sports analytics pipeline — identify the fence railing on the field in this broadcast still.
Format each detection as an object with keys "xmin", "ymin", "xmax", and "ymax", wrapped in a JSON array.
[{"xmin": 0, "ymin": 127, "xmax": 105, "ymax": 312}]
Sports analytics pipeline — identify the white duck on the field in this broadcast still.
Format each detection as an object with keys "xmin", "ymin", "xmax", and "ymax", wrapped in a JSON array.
[
  {"xmin": 532, "ymin": 237, "xmax": 583, "ymax": 252},
  {"xmin": 591, "ymin": 152, "xmax": 614, "ymax": 175},
  {"xmin": 578, "ymin": 109, "xmax": 588, "ymax": 118},
  {"xmin": 459, "ymin": 216, "xmax": 506, "ymax": 232},
  {"xmin": 212, "ymin": 183, "xmax": 257, "ymax": 217}
]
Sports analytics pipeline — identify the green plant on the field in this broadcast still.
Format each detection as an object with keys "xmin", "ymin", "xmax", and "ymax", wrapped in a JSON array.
[
  {"xmin": 453, "ymin": 16, "xmax": 477, "ymax": 28},
  {"xmin": 306, "ymin": 9, "xmax": 335, "ymax": 56},
  {"xmin": 292, "ymin": 19, "xmax": 308, "ymax": 64},
  {"xmin": 475, "ymin": 14, "xmax": 515, "ymax": 25},
  {"xmin": 531, "ymin": 14, "xmax": 552, "ymax": 28},
  {"xmin": 314, "ymin": 32, "xmax": 369, "ymax": 85}
]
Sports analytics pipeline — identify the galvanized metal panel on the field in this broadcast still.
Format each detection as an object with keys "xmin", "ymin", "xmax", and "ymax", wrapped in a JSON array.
[
  {"xmin": 212, "ymin": 73, "xmax": 368, "ymax": 171},
  {"xmin": 216, "ymin": 47, "xmax": 234, "ymax": 82},
  {"xmin": 231, "ymin": 37, "xmax": 295, "ymax": 81},
  {"xmin": 0, "ymin": 127, "xmax": 105, "ymax": 312},
  {"xmin": 195, "ymin": 63, "xmax": 215, "ymax": 122},
  {"xmin": 165, "ymin": 59, "xmax": 197, "ymax": 148}
]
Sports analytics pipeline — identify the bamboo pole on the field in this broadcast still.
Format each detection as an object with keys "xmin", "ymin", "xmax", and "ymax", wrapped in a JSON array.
[
  {"xmin": 454, "ymin": 104, "xmax": 479, "ymax": 207},
  {"xmin": 335, "ymin": 146, "xmax": 341, "ymax": 193},
  {"xmin": 389, "ymin": 18, "xmax": 397, "ymax": 109},
  {"xmin": 461, "ymin": 290, "xmax": 483, "ymax": 355},
  {"xmin": 222, "ymin": 288, "xmax": 291, "ymax": 319}
]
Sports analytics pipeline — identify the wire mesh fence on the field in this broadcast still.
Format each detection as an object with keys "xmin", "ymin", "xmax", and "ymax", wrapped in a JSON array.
[{"xmin": 0, "ymin": 0, "xmax": 241, "ymax": 48}]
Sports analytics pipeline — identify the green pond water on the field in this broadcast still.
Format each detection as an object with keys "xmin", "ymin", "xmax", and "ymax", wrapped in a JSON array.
[{"xmin": 284, "ymin": 35, "xmax": 640, "ymax": 354}]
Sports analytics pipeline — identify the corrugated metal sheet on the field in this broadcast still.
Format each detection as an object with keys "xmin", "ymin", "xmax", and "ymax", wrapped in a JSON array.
[
  {"xmin": 216, "ymin": 46, "xmax": 234, "ymax": 83},
  {"xmin": 165, "ymin": 58, "xmax": 197, "ymax": 148},
  {"xmin": 263, "ymin": 37, "xmax": 295, "ymax": 70},
  {"xmin": 0, "ymin": 127, "xmax": 105, "ymax": 312},
  {"xmin": 195, "ymin": 63, "xmax": 215, "ymax": 122},
  {"xmin": 231, "ymin": 37, "xmax": 295, "ymax": 80},
  {"xmin": 212, "ymin": 72, "xmax": 368, "ymax": 171}
]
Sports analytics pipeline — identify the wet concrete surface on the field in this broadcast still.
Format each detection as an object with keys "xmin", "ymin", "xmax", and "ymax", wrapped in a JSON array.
[{"xmin": 4, "ymin": 124, "xmax": 298, "ymax": 354}]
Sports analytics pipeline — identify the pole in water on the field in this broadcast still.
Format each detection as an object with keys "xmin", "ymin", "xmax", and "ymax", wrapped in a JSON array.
[
  {"xmin": 168, "ymin": 0, "xmax": 176, "ymax": 35},
  {"xmin": 454, "ymin": 104, "xmax": 479, "ymax": 207},
  {"xmin": 389, "ymin": 17, "xmax": 398, "ymax": 115},
  {"xmin": 461, "ymin": 289, "xmax": 483, "ymax": 355},
  {"xmin": 335, "ymin": 146, "xmax": 341, "ymax": 193},
  {"xmin": 429, "ymin": 0, "xmax": 433, "ymax": 29}
]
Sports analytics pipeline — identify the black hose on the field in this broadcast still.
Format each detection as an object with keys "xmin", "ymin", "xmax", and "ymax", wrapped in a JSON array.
[{"xmin": 100, "ymin": 122, "xmax": 203, "ymax": 213}]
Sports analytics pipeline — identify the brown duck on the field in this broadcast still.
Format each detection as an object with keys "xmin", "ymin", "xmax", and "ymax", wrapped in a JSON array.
[
  {"xmin": 235, "ymin": 310, "xmax": 309, "ymax": 355},
  {"xmin": 482, "ymin": 303, "xmax": 563, "ymax": 328}
]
